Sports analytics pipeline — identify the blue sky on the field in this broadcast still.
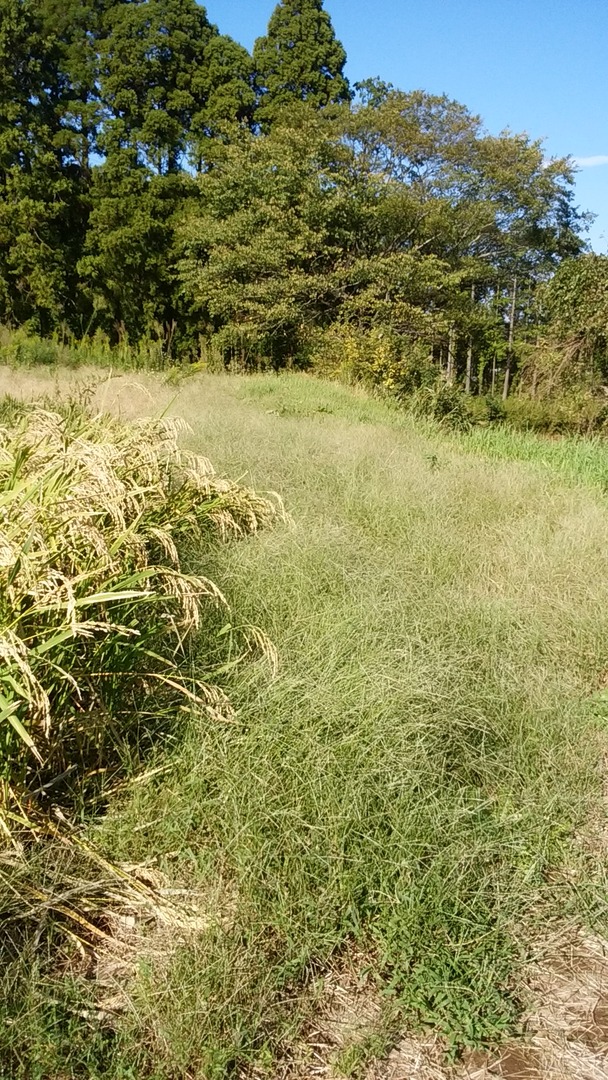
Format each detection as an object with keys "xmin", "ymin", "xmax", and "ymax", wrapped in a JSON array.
[{"xmin": 205, "ymin": 0, "xmax": 608, "ymax": 251}]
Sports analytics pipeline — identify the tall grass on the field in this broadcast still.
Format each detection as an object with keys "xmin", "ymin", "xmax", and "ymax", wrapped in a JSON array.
[
  {"xmin": 0, "ymin": 396, "xmax": 279, "ymax": 844},
  {"xmin": 0, "ymin": 325, "xmax": 172, "ymax": 371},
  {"xmin": 77, "ymin": 374, "xmax": 608, "ymax": 1072},
  {"xmin": 4, "ymin": 371, "xmax": 608, "ymax": 1077}
]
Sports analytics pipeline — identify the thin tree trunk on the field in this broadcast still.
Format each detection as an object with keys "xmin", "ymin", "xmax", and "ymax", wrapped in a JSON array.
[
  {"xmin": 502, "ymin": 276, "xmax": 517, "ymax": 401},
  {"xmin": 465, "ymin": 284, "xmax": 475, "ymax": 393},
  {"xmin": 446, "ymin": 325, "xmax": 456, "ymax": 383},
  {"xmin": 531, "ymin": 333, "xmax": 540, "ymax": 398},
  {"xmin": 465, "ymin": 340, "xmax": 473, "ymax": 393},
  {"xmin": 478, "ymin": 360, "xmax": 486, "ymax": 395}
]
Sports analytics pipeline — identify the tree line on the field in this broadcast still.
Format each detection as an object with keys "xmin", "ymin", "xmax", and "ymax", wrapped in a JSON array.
[{"xmin": 1, "ymin": 0, "xmax": 607, "ymax": 400}]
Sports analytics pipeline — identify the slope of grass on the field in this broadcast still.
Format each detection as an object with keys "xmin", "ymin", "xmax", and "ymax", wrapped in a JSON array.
[{"xmin": 3, "ymin": 369, "xmax": 608, "ymax": 1077}]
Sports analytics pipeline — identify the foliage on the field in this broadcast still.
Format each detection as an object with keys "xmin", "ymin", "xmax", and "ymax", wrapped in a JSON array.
[
  {"xmin": 0, "ymin": 0, "xmax": 255, "ymax": 343},
  {"xmin": 180, "ymin": 88, "xmax": 586, "ymax": 383},
  {"xmin": 79, "ymin": 159, "xmax": 199, "ymax": 345},
  {"xmin": 180, "ymin": 111, "xmax": 379, "ymax": 366},
  {"xmin": 0, "ymin": 0, "xmax": 87, "ymax": 333},
  {"xmin": 97, "ymin": 0, "xmax": 254, "ymax": 172},
  {"xmin": 253, "ymin": 0, "xmax": 351, "ymax": 127},
  {"xmin": 0, "ymin": 0, "xmax": 604, "ymax": 409},
  {"xmin": 0, "ymin": 323, "xmax": 180, "ymax": 369},
  {"xmin": 542, "ymin": 254, "xmax": 608, "ymax": 378},
  {"xmin": 307, "ymin": 324, "xmax": 437, "ymax": 394}
]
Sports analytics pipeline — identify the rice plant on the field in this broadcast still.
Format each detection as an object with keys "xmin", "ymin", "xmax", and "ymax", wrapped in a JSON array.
[{"xmin": 0, "ymin": 397, "xmax": 279, "ymax": 847}]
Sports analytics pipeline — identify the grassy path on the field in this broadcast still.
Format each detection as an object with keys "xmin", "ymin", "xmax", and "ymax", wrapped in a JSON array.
[{"xmin": 4, "ymin": 368, "xmax": 608, "ymax": 1077}]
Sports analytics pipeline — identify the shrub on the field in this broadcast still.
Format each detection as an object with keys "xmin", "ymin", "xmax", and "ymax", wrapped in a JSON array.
[
  {"xmin": 483, "ymin": 395, "xmax": 507, "ymax": 424},
  {"xmin": 307, "ymin": 325, "xmax": 436, "ymax": 395},
  {"xmin": 503, "ymin": 393, "xmax": 608, "ymax": 436},
  {"xmin": 410, "ymin": 380, "xmax": 474, "ymax": 430}
]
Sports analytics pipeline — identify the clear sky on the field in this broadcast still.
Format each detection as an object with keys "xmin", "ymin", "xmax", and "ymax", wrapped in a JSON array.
[{"xmin": 205, "ymin": 0, "xmax": 608, "ymax": 252}]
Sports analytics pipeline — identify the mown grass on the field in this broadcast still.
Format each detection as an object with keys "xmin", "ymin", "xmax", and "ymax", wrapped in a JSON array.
[{"xmin": 3, "ymin": 369, "xmax": 608, "ymax": 1077}]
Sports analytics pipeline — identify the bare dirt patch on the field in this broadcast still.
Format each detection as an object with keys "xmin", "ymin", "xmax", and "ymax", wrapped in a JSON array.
[{"xmin": 265, "ymin": 928, "xmax": 608, "ymax": 1080}]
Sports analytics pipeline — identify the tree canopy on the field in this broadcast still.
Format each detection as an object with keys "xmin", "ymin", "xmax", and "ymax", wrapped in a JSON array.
[
  {"xmin": 0, "ymin": 0, "xmax": 595, "ymax": 394},
  {"xmin": 181, "ymin": 93, "xmax": 585, "ymax": 373},
  {"xmin": 253, "ymin": 0, "xmax": 351, "ymax": 126}
]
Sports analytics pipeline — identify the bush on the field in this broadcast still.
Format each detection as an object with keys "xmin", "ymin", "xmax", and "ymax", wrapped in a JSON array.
[
  {"xmin": 484, "ymin": 395, "xmax": 507, "ymax": 424},
  {"xmin": 307, "ymin": 325, "xmax": 436, "ymax": 395},
  {"xmin": 503, "ymin": 393, "xmax": 608, "ymax": 436},
  {"xmin": 410, "ymin": 380, "xmax": 474, "ymax": 430}
]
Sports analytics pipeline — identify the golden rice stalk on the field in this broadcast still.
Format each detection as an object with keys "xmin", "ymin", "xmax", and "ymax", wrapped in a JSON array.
[{"xmin": 0, "ymin": 399, "xmax": 281, "ymax": 847}]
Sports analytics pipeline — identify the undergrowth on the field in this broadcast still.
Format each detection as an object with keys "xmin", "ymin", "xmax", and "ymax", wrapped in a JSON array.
[{"xmin": 0, "ymin": 326, "xmax": 174, "ymax": 372}]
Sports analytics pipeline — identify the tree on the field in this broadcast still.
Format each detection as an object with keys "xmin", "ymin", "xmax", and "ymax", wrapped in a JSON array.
[
  {"xmin": 190, "ymin": 32, "xmax": 256, "ymax": 156},
  {"xmin": 0, "ymin": 0, "xmax": 88, "ymax": 332},
  {"xmin": 81, "ymin": 0, "xmax": 254, "ymax": 344},
  {"xmin": 97, "ymin": 0, "xmax": 253, "ymax": 173},
  {"xmin": 79, "ymin": 152, "xmax": 198, "ymax": 344},
  {"xmin": 542, "ymin": 254, "xmax": 608, "ymax": 380},
  {"xmin": 37, "ymin": 0, "xmax": 108, "ymax": 173},
  {"xmin": 345, "ymin": 89, "xmax": 586, "ymax": 391},
  {"xmin": 179, "ymin": 107, "xmax": 460, "ymax": 367},
  {"xmin": 253, "ymin": 0, "xmax": 350, "ymax": 127}
]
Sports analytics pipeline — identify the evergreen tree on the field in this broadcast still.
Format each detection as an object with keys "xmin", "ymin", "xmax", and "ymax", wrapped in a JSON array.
[
  {"xmin": 253, "ymin": 0, "xmax": 351, "ymax": 127},
  {"xmin": 82, "ymin": 0, "xmax": 254, "ymax": 344},
  {"xmin": 0, "ymin": 0, "xmax": 87, "ymax": 331},
  {"xmin": 79, "ymin": 150, "xmax": 196, "ymax": 344},
  {"xmin": 98, "ymin": 0, "xmax": 254, "ymax": 172},
  {"xmin": 99, "ymin": 0, "xmax": 217, "ymax": 174},
  {"xmin": 37, "ymin": 0, "xmax": 108, "ymax": 172}
]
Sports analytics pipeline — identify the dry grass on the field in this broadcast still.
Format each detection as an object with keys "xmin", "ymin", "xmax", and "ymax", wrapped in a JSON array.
[{"xmin": 0, "ymin": 395, "xmax": 280, "ymax": 846}]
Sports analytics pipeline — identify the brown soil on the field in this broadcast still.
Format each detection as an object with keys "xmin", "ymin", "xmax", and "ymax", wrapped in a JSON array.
[{"xmin": 260, "ymin": 927, "xmax": 608, "ymax": 1080}]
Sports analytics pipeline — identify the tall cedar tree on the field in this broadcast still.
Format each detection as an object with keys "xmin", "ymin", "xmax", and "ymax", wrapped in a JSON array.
[
  {"xmin": 80, "ymin": 0, "xmax": 254, "ymax": 344},
  {"xmin": 97, "ymin": 0, "xmax": 254, "ymax": 173},
  {"xmin": 0, "ymin": 0, "xmax": 90, "ymax": 332},
  {"xmin": 253, "ymin": 0, "xmax": 351, "ymax": 126}
]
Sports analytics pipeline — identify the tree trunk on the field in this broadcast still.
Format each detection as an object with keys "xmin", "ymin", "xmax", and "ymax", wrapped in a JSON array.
[
  {"xmin": 465, "ymin": 340, "xmax": 473, "ymax": 393},
  {"xmin": 446, "ymin": 325, "xmax": 456, "ymax": 383},
  {"xmin": 502, "ymin": 276, "xmax": 517, "ymax": 401},
  {"xmin": 465, "ymin": 283, "xmax": 474, "ymax": 393},
  {"xmin": 531, "ymin": 334, "xmax": 540, "ymax": 398}
]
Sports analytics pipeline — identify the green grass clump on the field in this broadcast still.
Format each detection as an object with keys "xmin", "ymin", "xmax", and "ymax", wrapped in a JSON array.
[
  {"xmin": 4, "ymin": 370, "xmax": 608, "ymax": 1076},
  {"xmin": 0, "ymin": 325, "xmax": 174, "ymax": 371}
]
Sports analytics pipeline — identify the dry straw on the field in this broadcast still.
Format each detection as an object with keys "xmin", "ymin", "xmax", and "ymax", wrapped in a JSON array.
[{"xmin": 0, "ymin": 398, "xmax": 280, "ymax": 847}]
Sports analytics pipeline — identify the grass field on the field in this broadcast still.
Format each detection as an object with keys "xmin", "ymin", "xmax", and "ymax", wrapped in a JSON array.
[{"xmin": 3, "ymin": 368, "xmax": 608, "ymax": 1078}]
